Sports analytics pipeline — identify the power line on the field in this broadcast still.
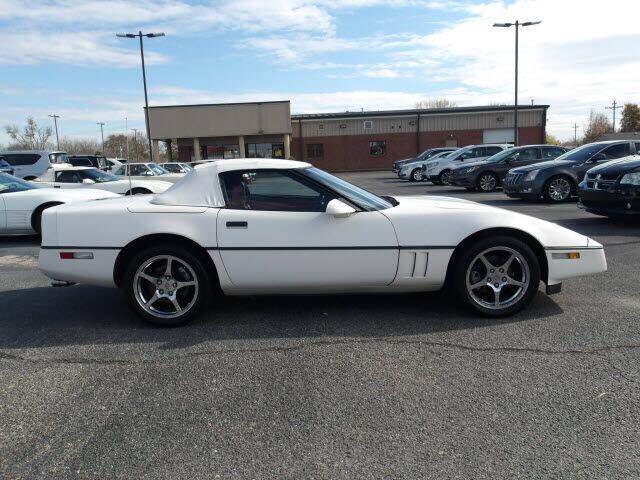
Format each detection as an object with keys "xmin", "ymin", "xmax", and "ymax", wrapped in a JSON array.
[
  {"xmin": 573, "ymin": 123, "xmax": 579, "ymax": 145},
  {"xmin": 48, "ymin": 114, "xmax": 60, "ymax": 150}
]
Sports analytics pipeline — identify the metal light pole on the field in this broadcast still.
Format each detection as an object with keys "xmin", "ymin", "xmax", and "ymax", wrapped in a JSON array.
[
  {"xmin": 116, "ymin": 31, "xmax": 165, "ymax": 162},
  {"xmin": 131, "ymin": 128, "xmax": 139, "ymax": 163},
  {"xmin": 97, "ymin": 122, "xmax": 105, "ymax": 153},
  {"xmin": 125, "ymin": 116, "xmax": 129, "ymax": 160},
  {"xmin": 493, "ymin": 20, "xmax": 541, "ymax": 146},
  {"xmin": 48, "ymin": 114, "xmax": 60, "ymax": 150}
]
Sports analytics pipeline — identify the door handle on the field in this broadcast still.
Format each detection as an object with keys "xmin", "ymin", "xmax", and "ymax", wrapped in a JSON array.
[{"xmin": 226, "ymin": 221, "xmax": 248, "ymax": 228}]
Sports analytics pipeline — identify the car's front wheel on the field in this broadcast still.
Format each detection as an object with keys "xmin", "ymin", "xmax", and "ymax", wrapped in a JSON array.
[
  {"xmin": 409, "ymin": 168, "xmax": 423, "ymax": 182},
  {"xmin": 477, "ymin": 172, "xmax": 498, "ymax": 192},
  {"xmin": 124, "ymin": 245, "xmax": 210, "ymax": 326},
  {"xmin": 453, "ymin": 236, "xmax": 540, "ymax": 317},
  {"xmin": 438, "ymin": 169, "xmax": 453, "ymax": 185},
  {"xmin": 544, "ymin": 176, "xmax": 573, "ymax": 202}
]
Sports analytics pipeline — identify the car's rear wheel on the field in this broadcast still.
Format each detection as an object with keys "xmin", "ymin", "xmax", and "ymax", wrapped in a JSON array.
[
  {"xmin": 544, "ymin": 176, "xmax": 573, "ymax": 202},
  {"xmin": 477, "ymin": 172, "xmax": 498, "ymax": 192},
  {"xmin": 438, "ymin": 169, "xmax": 453, "ymax": 185},
  {"xmin": 409, "ymin": 168, "xmax": 423, "ymax": 182},
  {"xmin": 453, "ymin": 236, "xmax": 540, "ymax": 317},
  {"xmin": 126, "ymin": 188, "xmax": 152, "ymax": 195},
  {"xmin": 124, "ymin": 245, "xmax": 210, "ymax": 326}
]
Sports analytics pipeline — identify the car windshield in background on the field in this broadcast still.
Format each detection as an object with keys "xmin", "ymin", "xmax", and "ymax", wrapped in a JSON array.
[
  {"xmin": 84, "ymin": 169, "xmax": 119, "ymax": 183},
  {"xmin": 0, "ymin": 173, "xmax": 36, "ymax": 193},
  {"xmin": 149, "ymin": 164, "xmax": 169, "ymax": 175},
  {"xmin": 484, "ymin": 149, "xmax": 517, "ymax": 163},
  {"xmin": 302, "ymin": 167, "xmax": 393, "ymax": 211},
  {"xmin": 49, "ymin": 152, "xmax": 69, "ymax": 164},
  {"xmin": 555, "ymin": 143, "xmax": 606, "ymax": 162}
]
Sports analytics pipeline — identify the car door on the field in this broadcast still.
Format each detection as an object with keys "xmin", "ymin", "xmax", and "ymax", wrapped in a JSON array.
[
  {"xmin": 0, "ymin": 194, "xmax": 6, "ymax": 232},
  {"xmin": 216, "ymin": 169, "xmax": 399, "ymax": 290}
]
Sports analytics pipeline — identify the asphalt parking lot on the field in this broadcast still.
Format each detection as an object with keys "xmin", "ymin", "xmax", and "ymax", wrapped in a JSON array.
[{"xmin": 1, "ymin": 171, "xmax": 639, "ymax": 479}]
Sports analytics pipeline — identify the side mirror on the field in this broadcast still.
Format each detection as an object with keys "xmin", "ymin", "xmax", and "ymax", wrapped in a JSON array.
[
  {"xmin": 325, "ymin": 199, "xmax": 356, "ymax": 218},
  {"xmin": 82, "ymin": 178, "xmax": 95, "ymax": 184}
]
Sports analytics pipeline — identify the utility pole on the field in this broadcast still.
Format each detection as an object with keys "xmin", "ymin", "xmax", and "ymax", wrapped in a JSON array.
[
  {"xmin": 97, "ymin": 122, "xmax": 105, "ymax": 154},
  {"xmin": 131, "ymin": 128, "xmax": 139, "ymax": 163},
  {"xmin": 605, "ymin": 100, "xmax": 622, "ymax": 132},
  {"xmin": 116, "ymin": 31, "xmax": 165, "ymax": 163},
  {"xmin": 125, "ymin": 116, "xmax": 129, "ymax": 160},
  {"xmin": 48, "ymin": 114, "xmax": 60, "ymax": 150},
  {"xmin": 493, "ymin": 20, "xmax": 541, "ymax": 146},
  {"xmin": 573, "ymin": 123, "xmax": 579, "ymax": 145}
]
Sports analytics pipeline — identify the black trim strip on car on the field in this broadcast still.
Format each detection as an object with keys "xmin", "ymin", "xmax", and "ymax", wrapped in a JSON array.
[
  {"xmin": 544, "ymin": 246, "xmax": 604, "ymax": 251},
  {"xmin": 208, "ymin": 245, "xmax": 455, "ymax": 251},
  {"xmin": 40, "ymin": 246, "xmax": 123, "ymax": 250}
]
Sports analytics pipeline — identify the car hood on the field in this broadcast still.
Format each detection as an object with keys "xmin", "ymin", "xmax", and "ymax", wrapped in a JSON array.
[
  {"xmin": 382, "ymin": 195, "xmax": 590, "ymax": 249},
  {"xmin": 395, "ymin": 157, "xmax": 416, "ymax": 165},
  {"xmin": 586, "ymin": 155, "xmax": 640, "ymax": 175},
  {"xmin": 510, "ymin": 159, "xmax": 576, "ymax": 173},
  {"xmin": 28, "ymin": 187, "xmax": 119, "ymax": 201}
]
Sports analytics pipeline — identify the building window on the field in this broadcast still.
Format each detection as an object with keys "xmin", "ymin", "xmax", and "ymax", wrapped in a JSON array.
[
  {"xmin": 206, "ymin": 145, "xmax": 240, "ymax": 159},
  {"xmin": 369, "ymin": 141, "xmax": 386, "ymax": 157},
  {"xmin": 363, "ymin": 120, "xmax": 373, "ymax": 130},
  {"xmin": 306, "ymin": 143, "xmax": 324, "ymax": 159},
  {"xmin": 247, "ymin": 143, "xmax": 285, "ymax": 159}
]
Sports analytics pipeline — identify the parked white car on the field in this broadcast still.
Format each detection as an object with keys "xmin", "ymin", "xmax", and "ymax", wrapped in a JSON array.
[
  {"xmin": 39, "ymin": 158, "xmax": 606, "ymax": 326},
  {"xmin": 112, "ymin": 163, "xmax": 183, "ymax": 183},
  {"xmin": 424, "ymin": 144, "xmax": 511, "ymax": 185},
  {"xmin": 33, "ymin": 165, "xmax": 172, "ymax": 195},
  {"xmin": 0, "ymin": 172, "xmax": 118, "ymax": 235},
  {"xmin": 398, "ymin": 150, "xmax": 458, "ymax": 182},
  {"xmin": 0, "ymin": 150, "xmax": 70, "ymax": 180}
]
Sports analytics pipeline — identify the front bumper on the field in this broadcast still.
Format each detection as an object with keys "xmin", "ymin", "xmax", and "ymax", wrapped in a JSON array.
[
  {"xmin": 578, "ymin": 185, "xmax": 640, "ymax": 216},
  {"xmin": 502, "ymin": 180, "xmax": 540, "ymax": 198},
  {"xmin": 545, "ymin": 243, "xmax": 607, "ymax": 288}
]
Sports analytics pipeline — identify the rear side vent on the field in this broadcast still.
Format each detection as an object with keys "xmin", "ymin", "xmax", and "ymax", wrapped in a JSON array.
[{"xmin": 408, "ymin": 252, "xmax": 429, "ymax": 278}]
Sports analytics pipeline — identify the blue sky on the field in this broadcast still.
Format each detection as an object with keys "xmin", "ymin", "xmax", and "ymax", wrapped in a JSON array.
[{"xmin": 1, "ymin": 0, "xmax": 638, "ymax": 146}]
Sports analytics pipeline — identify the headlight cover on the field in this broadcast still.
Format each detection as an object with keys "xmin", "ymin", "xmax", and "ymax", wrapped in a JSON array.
[
  {"xmin": 620, "ymin": 171, "xmax": 640, "ymax": 186},
  {"xmin": 523, "ymin": 169, "xmax": 540, "ymax": 182}
]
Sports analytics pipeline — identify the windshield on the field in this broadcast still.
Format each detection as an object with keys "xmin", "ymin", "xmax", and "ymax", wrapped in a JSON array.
[
  {"xmin": 0, "ymin": 173, "xmax": 36, "ymax": 193},
  {"xmin": 148, "ymin": 164, "xmax": 169, "ymax": 175},
  {"xmin": 83, "ymin": 169, "xmax": 119, "ymax": 183},
  {"xmin": 555, "ymin": 143, "xmax": 605, "ymax": 162},
  {"xmin": 49, "ymin": 152, "xmax": 69, "ymax": 164},
  {"xmin": 302, "ymin": 167, "xmax": 393, "ymax": 211},
  {"xmin": 0, "ymin": 159, "xmax": 10, "ymax": 167}
]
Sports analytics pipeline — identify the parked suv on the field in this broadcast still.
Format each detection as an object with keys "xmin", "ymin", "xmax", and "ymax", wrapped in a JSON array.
[
  {"xmin": 578, "ymin": 155, "xmax": 640, "ymax": 217},
  {"xmin": 392, "ymin": 147, "xmax": 456, "ymax": 179},
  {"xmin": 68, "ymin": 155, "xmax": 109, "ymax": 170},
  {"xmin": 423, "ymin": 144, "xmax": 510, "ymax": 185},
  {"xmin": 503, "ymin": 141, "xmax": 638, "ymax": 202},
  {"xmin": 0, "ymin": 150, "xmax": 70, "ymax": 180},
  {"xmin": 0, "ymin": 159, "xmax": 14, "ymax": 175},
  {"xmin": 398, "ymin": 149, "xmax": 456, "ymax": 181},
  {"xmin": 451, "ymin": 145, "xmax": 569, "ymax": 192}
]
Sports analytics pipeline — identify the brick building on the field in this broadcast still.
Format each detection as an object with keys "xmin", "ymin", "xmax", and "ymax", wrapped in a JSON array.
[{"xmin": 148, "ymin": 101, "xmax": 548, "ymax": 171}]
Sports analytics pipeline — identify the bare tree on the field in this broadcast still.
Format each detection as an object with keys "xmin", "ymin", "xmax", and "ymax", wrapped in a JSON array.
[
  {"xmin": 414, "ymin": 98, "xmax": 458, "ymax": 109},
  {"xmin": 4, "ymin": 117, "xmax": 52, "ymax": 150},
  {"xmin": 58, "ymin": 136, "xmax": 100, "ymax": 155},
  {"xmin": 583, "ymin": 110, "xmax": 613, "ymax": 143}
]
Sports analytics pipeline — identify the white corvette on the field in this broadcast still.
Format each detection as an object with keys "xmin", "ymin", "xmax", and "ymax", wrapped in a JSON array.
[
  {"xmin": 0, "ymin": 173, "xmax": 118, "ymax": 235},
  {"xmin": 38, "ymin": 159, "xmax": 607, "ymax": 326},
  {"xmin": 34, "ymin": 165, "xmax": 172, "ymax": 195}
]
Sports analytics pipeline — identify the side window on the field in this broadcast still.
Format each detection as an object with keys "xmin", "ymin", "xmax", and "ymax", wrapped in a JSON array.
[
  {"xmin": 130, "ymin": 165, "xmax": 149, "ymax": 175},
  {"xmin": 634, "ymin": 142, "xmax": 640, "ymax": 154},
  {"xmin": 220, "ymin": 170, "xmax": 334, "ymax": 212},
  {"xmin": 542, "ymin": 147, "xmax": 565, "ymax": 159},
  {"xmin": 4, "ymin": 154, "xmax": 41, "ymax": 166},
  {"xmin": 55, "ymin": 171, "xmax": 82, "ymax": 183},
  {"xmin": 514, "ymin": 147, "xmax": 539, "ymax": 161},
  {"xmin": 600, "ymin": 143, "xmax": 630, "ymax": 160},
  {"xmin": 460, "ymin": 148, "xmax": 480, "ymax": 160},
  {"xmin": 485, "ymin": 146, "xmax": 503, "ymax": 156}
]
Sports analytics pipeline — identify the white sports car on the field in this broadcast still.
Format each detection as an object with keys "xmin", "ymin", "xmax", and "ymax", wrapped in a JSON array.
[
  {"xmin": 0, "ymin": 173, "xmax": 118, "ymax": 235},
  {"xmin": 38, "ymin": 159, "xmax": 607, "ymax": 326},
  {"xmin": 33, "ymin": 165, "xmax": 172, "ymax": 195}
]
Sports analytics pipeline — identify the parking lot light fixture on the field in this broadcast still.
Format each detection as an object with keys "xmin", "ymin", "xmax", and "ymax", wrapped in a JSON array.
[
  {"xmin": 116, "ymin": 31, "xmax": 165, "ymax": 163},
  {"xmin": 493, "ymin": 20, "xmax": 541, "ymax": 146}
]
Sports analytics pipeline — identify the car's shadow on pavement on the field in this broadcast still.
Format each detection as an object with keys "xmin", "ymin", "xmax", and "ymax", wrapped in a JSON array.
[{"xmin": 0, "ymin": 284, "xmax": 563, "ymax": 354}]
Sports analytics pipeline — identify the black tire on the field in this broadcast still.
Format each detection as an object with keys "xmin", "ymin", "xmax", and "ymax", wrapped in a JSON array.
[
  {"xmin": 438, "ymin": 169, "xmax": 453, "ymax": 185},
  {"xmin": 452, "ymin": 235, "xmax": 541, "ymax": 317},
  {"xmin": 543, "ymin": 175, "xmax": 573, "ymax": 203},
  {"xmin": 476, "ymin": 172, "xmax": 499, "ymax": 192},
  {"xmin": 23, "ymin": 176, "xmax": 37, "ymax": 181},
  {"xmin": 409, "ymin": 168, "xmax": 423, "ymax": 182},
  {"xmin": 124, "ymin": 244, "xmax": 211, "ymax": 327},
  {"xmin": 126, "ymin": 188, "xmax": 152, "ymax": 195}
]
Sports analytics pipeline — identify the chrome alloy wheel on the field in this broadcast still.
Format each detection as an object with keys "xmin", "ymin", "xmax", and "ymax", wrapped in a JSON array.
[
  {"xmin": 478, "ymin": 174, "xmax": 497, "ymax": 192},
  {"xmin": 465, "ymin": 246, "xmax": 530, "ymax": 311},
  {"xmin": 133, "ymin": 255, "xmax": 199, "ymax": 319},
  {"xmin": 548, "ymin": 177, "xmax": 571, "ymax": 201},
  {"xmin": 411, "ymin": 169, "xmax": 423, "ymax": 181},
  {"xmin": 440, "ymin": 170, "xmax": 453, "ymax": 185}
]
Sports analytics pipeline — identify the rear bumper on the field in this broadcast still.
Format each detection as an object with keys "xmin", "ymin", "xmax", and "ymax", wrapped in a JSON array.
[{"xmin": 39, "ymin": 247, "xmax": 119, "ymax": 287}]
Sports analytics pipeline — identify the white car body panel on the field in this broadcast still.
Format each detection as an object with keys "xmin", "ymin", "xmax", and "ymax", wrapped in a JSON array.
[
  {"xmin": 38, "ymin": 159, "xmax": 607, "ymax": 296},
  {"xmin": 424, "ymin": 144, "xmax": 510, "ymax": 179},
  {"xmin": 0, "ymin": 187, "xmax": 118, "ymax": 235}
]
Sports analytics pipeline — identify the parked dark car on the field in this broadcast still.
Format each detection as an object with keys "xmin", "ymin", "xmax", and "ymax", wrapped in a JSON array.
[
  {"xmin": 68, "ymin": 155, "xmax": 109, "ymax": 170},
  {"xmin": 578, "ymin": 155, "xmax": 640, "ymax": 217},
  {"xmin": 503, "ymin": 141, "xmax": 639, "ymax": 202},
  {"xmin": 0, "ymin": 158, "xmax": 14, "ymax": 175},
  {"xmin": 451, "ymin": 145, "xmax": 568, "ymax": 192},
  {"xmin": 391, "ymin": 147, "xmax": 456, "ymax": 174}
]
